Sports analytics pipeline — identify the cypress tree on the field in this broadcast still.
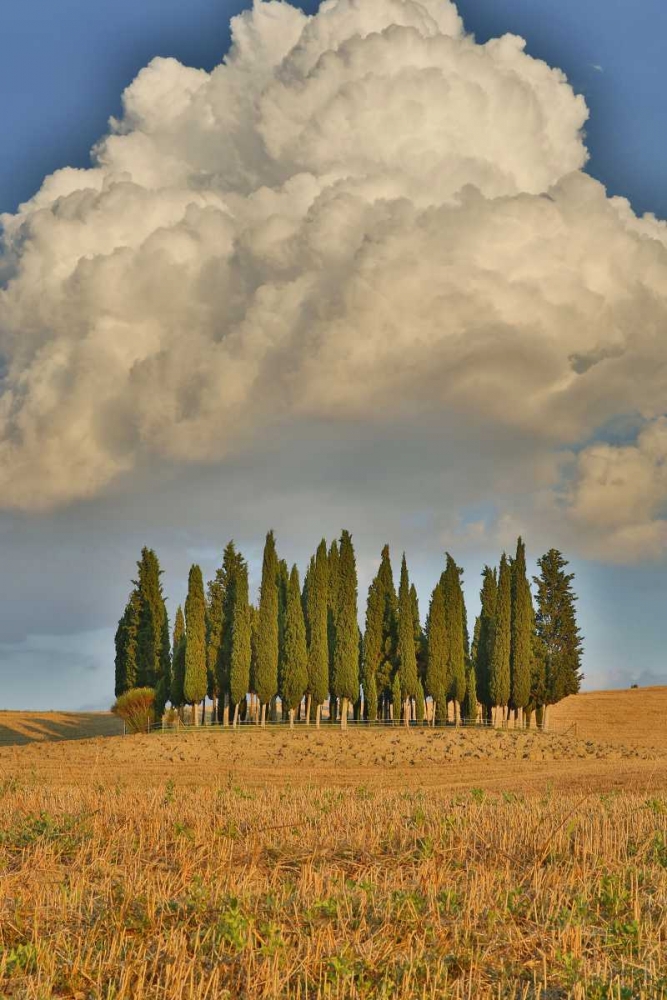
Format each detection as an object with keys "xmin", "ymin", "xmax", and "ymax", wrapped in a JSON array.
[
  {"xmin": 533, "ymin": 549, "xmax": 583, "ymax": 726},
  {"xmin": 510, "ymin": 537, "xmax": 533, "ymax": 725},
  {"xmin": 441, "ymin": 554, "xmax": 466, "ymax": 723},
  {"xmin": 184, "ymin": 565, "xmax": 207, "ymax": 725},
  {"xmin": 392, "ymin": 671, "xmax": 402, "ymax": 724},
  {"xmin": 475, "ymin": 567, "xmax": 498, "ymax": 720},
  {"xmin": 170, "ymin": 604, "xmax": 186, "ymax": 715},
  {"xmin": 397, "ymin": 555, "xmax": 419, "ymax": 726},
  {"xmin": 305, "ymin": 540, "xmax": 330, "ymax": 726},
  {"xmin": 135, "ymin": 547, "xmax": 170, "ymax": 703},
  {"xmin": 210, "ymin": 542, "xmax": 245, "ymax": 724},
  {"xmin": 327, "ymin": 540, "xmax": 340, "ymax": 721},
  {"xmin": 206, "ymin": 555, "xmax": 224, "ymax": 721},
  {"xmin": 489, "ymin": 554, "xmax": 511, "ymax": 724},
  {"xmin": 281, "ymin": 565, "xmax": 309, "ymax": 726},
  {"xmin": 425, "ymin": 582, "xmax": 448, "ymax": 724},
  {"xmin": 256, "ymin": 531, "xmax": 279, "ymax": 725},
  {"xmin": 365, "ymin": 670, "xmax": 378, "ymax": 725},
  {"xmin": 114, "ymin": 589, "xmax": 141, "ymax": 697},
  {"xmin": 276, "ymin": 558, "xmax": 290, "ymax": 720},
  {"xmin": 410, "ymin": 584, "xmax": 426, "ymax": 685},
  {"xmin": 462, "ymin": 663, "xmax": 478, "ymax": 724},
  {"xmin": 415, "ymin": 679, "xmax": 426, "ymax": 725},
  {"xmin": 363, "ymin": 545, "xmax": 398, "ymax": 721},
  {"xmin": 332, "ymin": 531, "xmax": 360, "ymax": 728},
  {"xmin": 230, "ymin": 562, "xmax": 252, "ymax": 726}
]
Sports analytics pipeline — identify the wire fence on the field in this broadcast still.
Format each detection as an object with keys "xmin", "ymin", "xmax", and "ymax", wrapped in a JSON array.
[{"xmin": 143, "ymin": 718, "xmax": 577, "ymax": 737}]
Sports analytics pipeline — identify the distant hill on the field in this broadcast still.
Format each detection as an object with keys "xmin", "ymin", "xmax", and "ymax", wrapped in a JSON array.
[
  {"xmin": 0, "ymin": 711, "xmax": 123, "ymax": 746},
  {"xmin": 550, "ymin": 686, "xmax": 667, "ymax": 751}
]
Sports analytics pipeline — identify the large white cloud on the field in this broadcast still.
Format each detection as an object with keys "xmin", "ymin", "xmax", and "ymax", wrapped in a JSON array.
[{"xmin": 1, "ymin": 0, "xmax": 667, "ymax": 560}]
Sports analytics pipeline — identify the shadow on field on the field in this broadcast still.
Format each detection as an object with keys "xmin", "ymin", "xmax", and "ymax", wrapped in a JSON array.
[{"xmin": 0, "ymin": 712, "xmax": 124, "ymax": 746}]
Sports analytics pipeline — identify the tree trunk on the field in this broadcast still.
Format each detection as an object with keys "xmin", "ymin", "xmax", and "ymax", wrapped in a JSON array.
[
  {"xmin": 543, "ymin": 704, "xmax": 550, "ymax": 731},
  {"xmin": 260, "ymin": 703, "xmax": 267, "ymax": 727},
  {"xmin": 403, "ymin": 698, "xmax": 410, "ymax": 727},
  {"xmin": 340, "ymin": 697, "xmax": 348, "ymax": 729},
  {"xmin": 305, "ymin": 693, "xmax": 312, "ymax": 726},
  {"xmin": 315, "ymin": 703, "xmax": 321, "ymax": 728},
  {"xmin": 431, "ymin": 700, "xmax": 436, "ymax": 727},
  {"xmin": 289, "ymin": 707, "xmax": 295, "ymax": 729},
  {"xmin": 232, "ymin": 703, "xmax": 239, "ymax": 728}
]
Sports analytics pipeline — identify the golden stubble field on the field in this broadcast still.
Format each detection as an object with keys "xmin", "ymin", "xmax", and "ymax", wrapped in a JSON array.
[{"xmin": 1, "ymin": 688, "xmax": 667, "ymax": 999}]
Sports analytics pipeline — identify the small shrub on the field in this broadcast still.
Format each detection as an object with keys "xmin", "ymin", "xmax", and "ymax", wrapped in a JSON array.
[{"xmin": 111, "ymin": 687, "xmax": 156, "ymax": 734}]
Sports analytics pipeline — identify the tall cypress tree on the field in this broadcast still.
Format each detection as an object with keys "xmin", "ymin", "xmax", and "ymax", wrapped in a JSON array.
[
  {"xmin": 363, "ymin": 545, "xmax": 398, "ymax": 721},
  {"xmin": 462, "ymin": 663, "xmax": 478, "ymax": 724},
  {"xmin": 229, "ymin": 562, "xmax": 252, "ymax": 726},
  {"xmin": 397, "ymin": 555, "xmax": 419, "ymax": 726},
  {"xmin": 306, "ymin": 540, "xmax": 330, "ymax": 726},
  {"xmin": 332, "ymin": 531, "xmax": 359, "ymax": 728},
  {"xmin": 425, "ymin": 582, "xmax": 448, "ymax": 724},
  {"xmin": 489, "ymin": 554, "xmax": 511, "ymax": 724},
  {"xmin": 510, "ymin": 537, "xmax": 533, "ymax": 725},
  {"xmin": 281, "ymin": 565, "xmax": 309, "ymax": 726},
  {"xmin": 206, "ymin": 553, "xmax": 225, "ymax": 721},
  {"xmin": 441, "ymin": 554, "xmax": 466, "ymax": 723},
  {"xmin": 135, "ymin": 548, "xmax": 170, "ymax": 705},
  {"xmin": 114, "ymin": 589, "xmax": 141, "ymax": 697},
  {"xmin": 276, "ymin": 558, "xmax": 290, "ymax": 720},
  {"xmin": 170, "ymin": 605, "xmax": 186, "ymax": 715},
  {"xmin": 209, "ymin": 542, "xmax": 245, "ymax": 724},
  {"xmin": 533, "ymin": 549, "xmax": 583, "ymax": 724},
  {"xmin": 327, "ymin": 540, "xmax": 340, "ymax": 722},
  {"xmin": 184, "ymin": 564, "xmax": 207, "ymax": 725},
  {"xmin": 410, "ymin": 584, "xmax": 426, "ymax": 685},
  {"xmin": 256, "ymin": 531, "xmax": 279, "ymax": 725},
  {"xmin": 475, "ymin": 566, "xmax": 498, "ymax": 719}
]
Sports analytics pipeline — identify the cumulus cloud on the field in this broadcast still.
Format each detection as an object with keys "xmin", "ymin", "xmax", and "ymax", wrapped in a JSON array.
[{"xmin": 1, "ymin": 0, "xmax": 667, "ymax": 561}]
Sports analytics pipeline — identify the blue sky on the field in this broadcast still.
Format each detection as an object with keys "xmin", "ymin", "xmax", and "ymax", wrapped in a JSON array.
[{"xmin": 1, "ymin": 0, "xmax": 666, "ymax": 709}]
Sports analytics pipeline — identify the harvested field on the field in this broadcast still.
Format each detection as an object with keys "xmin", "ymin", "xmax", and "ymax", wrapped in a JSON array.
[
  {"xmin": 551, "ymin": 686, "xmax": 667, "ymax": 752},
  {"xmin": 1, "ymin": 780, "xmax": 666, "ymax": 998},
  {"xmin": 0, "ymin": 711, "xmax": 123, "ymax": 746}
]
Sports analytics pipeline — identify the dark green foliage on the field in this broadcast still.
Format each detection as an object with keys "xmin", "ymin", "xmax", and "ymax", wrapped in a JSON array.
[
  {"xmin": 475, "ymin": 567, "xmax": 497, "ymax": 711},
  {"xmin": 256, "ymin": 531, "xmax": 279, "ymax": 710},
  {"xmin": 365, "ymin": 670, "xmax": 378, "ymax": 723},
  {"xmin": 281, "ymin": 565, "xmax": 309, "ymax": 714},
  {"xmin": 397, "ymin": 555, "xmax": 419, "ymax": 699},
  {"xmin": 276, "ymin": 558, "xmax": 290, "ymax": 705},
  {"xmin": 327, "ymin": 540, "xmax": 340, "ymax": 704},
  {"xmin": 170, "ymin": 605, "xmax": 186, "ymax": 709},
  {"xmin": 114, "ymin": 589, "xmax": 141, "ymax": 697},
  {"xmin": 111, "ymin": 688, "xmax": 156, "ymax": 734},
  {"xmin": 392, "ymin": 671, "xmax": 402, "ymax": 723},
  {"xmin": 489, "ymin": 554, "xmax": 511, "ymax": 711},
  {"xmin": 441, "ymin": 554, "xmax": 466, "ymax": 709},
  {"xmin": 332, "ymin": 531, "xmax": 360, "ymax": 706},
  {"xmin": 410, "ymin": 584, "xmax": 426, "ymax": 684},
  {"xmin": 210, "ymin": 542, "xmax": 246, "ymax": 719},
  {"xmin": 462, "ymin": 664, "xmax": 478, "ymax": 723},
  {"xmin": 363, "ymin": 545, "xmax": 398, "ymax": 707},
  {"xmin": 415, "ymin": 680, "xmax": 426, "ymax": 724},
  {"xmin": 425, "ymin": 582, "xmax": 448, "ymax": 722},
  {"xmin": 135, "ymin": 548, "xmax": 170, "ymax": 699},
  {"xmin": 510, "ymin": 537, "xmax": 533, "ymax": 711},
  {"xmin": 533, "ymin": 549, "xmax": 583, "ymax": 703},
  {"xmin": 306, "ymin": 540, "xmax": 330, "ymax": 711},
  {"xmin": 184, "ymin": 565, "xmax": 207, "ymax": 713},
  {"xmin": 230, "ymin": 562, "xmax": 252, "ymax": 711}
]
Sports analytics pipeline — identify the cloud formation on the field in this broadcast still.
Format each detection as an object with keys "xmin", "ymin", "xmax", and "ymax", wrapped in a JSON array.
[{"xmin": 1, "ymin": 0, "xmax": 667, "ymax": 559}]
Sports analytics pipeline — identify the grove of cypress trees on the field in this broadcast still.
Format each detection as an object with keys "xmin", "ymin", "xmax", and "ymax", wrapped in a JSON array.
[
  {"xmin": 397, "ymin": 555, "xmax": 419, "ymax": 726},
  {"xmin": 533, "ymin": 549, "xmax": 583, "ymax": 727},
  {"xmin": 170, "ymin": 604, "xmax": 186, "ymax": 717},
  {"xmin": 475, "ymin": 567, "xmax": 498, "ymax": 720},
  {"xmin": 256, "ymin": 531, "xmax": 279, "ymax": 725},
  {"xmin": 489, "ymin": 554, "xmax": 511, "ymax": 725},
  {"xmin": 306, "ymin": 540, "xmax": 330, "ymax": 726},
  {"xmin": 332, "ymin": 531, "xmax": 360, "ymax": 728},
  {"xmin": 425, "ymin": 582, "xmax": 448, "ymax": 724},
  {"xmin": 184, "ymin": 565, "xmax": 207, "ymax": 725},
  {"xmin": 281, "ymin": 565, "xmax": 309, "ymax": 727},
  {"xmin": 510, "ymin": 537, "xmax": 533, "ymax": 726},
  {"xmin": 230, "ymin": 562, "xmax": 252, "ymax": 727},
  {"xmin": 114, "ymin": 589, "xmax": 141, "ymax": 697},
  {"xmin": 442, "ymin": 554, "xmax": 466, "ymax": 724}
]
